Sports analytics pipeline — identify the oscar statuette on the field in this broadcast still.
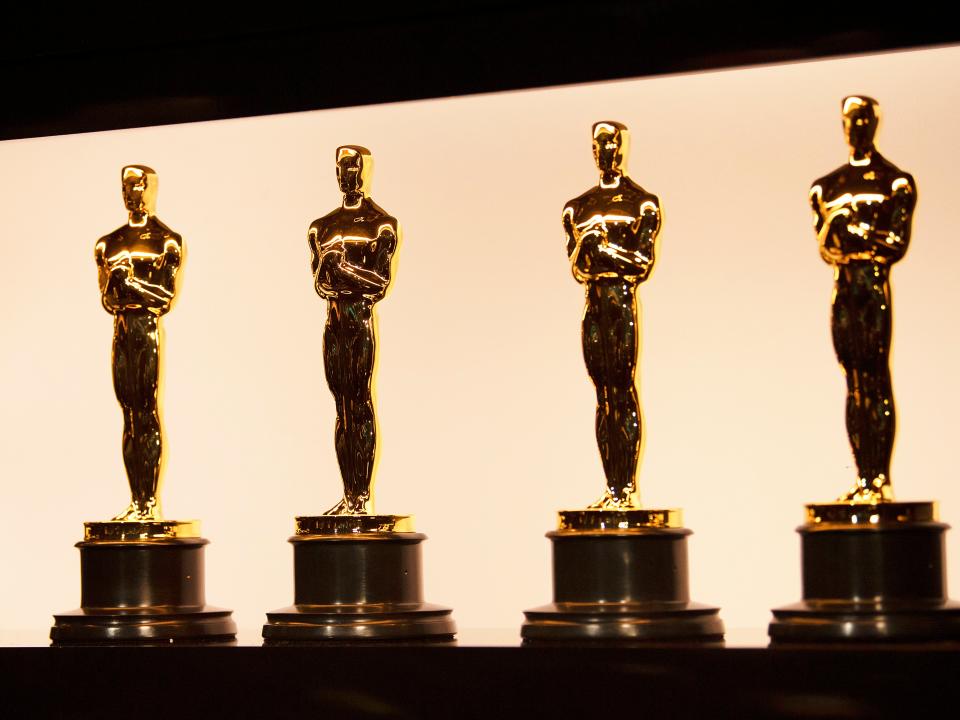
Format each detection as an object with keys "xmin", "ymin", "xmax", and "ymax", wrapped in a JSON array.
[
  {"xmin": 262, "ymin": 146, "xmax": 456, "ymax": 643},
  {"xmin": 769, "ymin": 97, "xmax": 960, "ymax": 642},
  {"xmin": 522, "ymin": 122, "xmax": 724, "ymax": 643},
  {"xmin": 51, "ymin": 165, "xmax": 236, "ymax": 644}
]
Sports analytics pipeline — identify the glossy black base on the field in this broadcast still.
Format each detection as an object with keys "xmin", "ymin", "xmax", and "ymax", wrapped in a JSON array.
[
  {"xmin": 770, "ymin": 519, "xmax": 960, "ymax": 643},
  {"xmin": 770, "ymin": 599, "xmax": 960, "ymax": 642},
  {"xmin": 51, "ymin": 537, "xmax": 236, "ymax": 645},
  {"xmin": 263, "ymin": 532, "xmax": 456, "ymax": 643},
  {"xmin": 522, "ymin": 528, "xmax": 724, "ymax": 643}
]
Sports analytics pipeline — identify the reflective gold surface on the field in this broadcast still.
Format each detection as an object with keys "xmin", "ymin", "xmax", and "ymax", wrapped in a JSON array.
[
  {"xmin": 84, "ymin": 520, "xmax": 200, "ymax": 542},
  {"xmin": 811, "ymin": 97, "xmax": 916, "ymax": 504},
  {"xmin": 557, "ymin": 508, "xmax": 681, "ymax": 532},
  {"xmin": 308, "ymin": 146, "xmax": 400, "ymax": 518},
  {"xmin": 805, "ymin": 501, "xmax": 936, "ymax": 528},
  {"xmin": 95, "ymin": 165, "xmax": 185, "ymax": 526},
  {"xmin": 295, "ymin": 514, "xmax": 414, "ymax": 536},
  {"xmin": 562, "ymin": 121, "xmax": 662, "ymax": 513}
]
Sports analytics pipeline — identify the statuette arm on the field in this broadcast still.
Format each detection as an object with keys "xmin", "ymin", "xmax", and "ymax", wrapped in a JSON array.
[
  {"xmin": 811, "ymin": 183, "xmax": 841, "ymax": 265},
  {"xmin": 632, "ymin": 197, "xmax": 661, "ymax": 280},
  {"xmin": 872, "ymin": 175, "xmax": 916, "ymax": 262},
  {"xmin": 339, "ymin": 261, "xmax": 389, "ymax": 292},
  {"xmin": 373, "ymin": 223, "xmax": 399, "ymax": 285},
  {"xmin": 315, "ymin": 240, "xmax": 390, "ymax": 299},
  {"xmin": 308, "ymin": 227, "xmax": 321, "ymax": 278},
  {"xmin": 563, "ymin": 206, "xmax": 579, "ymax": 259}
]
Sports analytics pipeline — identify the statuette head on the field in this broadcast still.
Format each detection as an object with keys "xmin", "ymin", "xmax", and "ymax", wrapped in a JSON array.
[
  {"xmin": 336, "ymin": 145, "xmax": 372, "ymax": 200},
  {"xmin": 121, "ymin": 165, "xmax": 158, "ymax": 217},
  {"xmin": 842, "ymin": 96, "xmax": 880, "ymax": 155},
  {"xmin": 592, "ymin": 121, "xmax": 629, "ymax": 176}
]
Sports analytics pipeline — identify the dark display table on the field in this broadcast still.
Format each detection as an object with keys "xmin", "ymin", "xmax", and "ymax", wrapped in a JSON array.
[{"xmin": 2, "ymin": 632, "xmax": 958, "ymax": 718}]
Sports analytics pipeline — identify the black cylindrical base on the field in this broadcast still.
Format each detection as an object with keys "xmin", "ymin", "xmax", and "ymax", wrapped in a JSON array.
[
  {"xmin": 263, "ymin": 532, "xmax": 456, "ymax": 643},
  {"xmin": 770, "ymin": 520, "xmax": 960, "ymax": 643},
  {"xmin": 51, "ymin": 538, "xmax": 236, "ymax": 645},
  {"xmin": 522, "ymin": 528, "xmax": 724, "ymax": 643}
]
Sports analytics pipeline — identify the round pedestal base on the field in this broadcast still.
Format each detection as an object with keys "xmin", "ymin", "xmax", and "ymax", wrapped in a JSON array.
[
  {"xmin": 263, "ymin": 603, "xmax": 457, "ymax": 644},
  {"xmin": 51, "ymin": 607, "xmax": 237, "ymax": 645},
  {"xmin": 51, "ymin": 537, "xmax": 236, "ymax": 645},
  {"xmin": 770, "ymin": 502, "xmax": 960, "ymax": 643},
  {"xmin": 263, "ymin": 531, "xmax": 456, "ymax": 643},
  {"xmin": 522, "ymin": 526, "xmax": 724, "ymax": 643},
  {"xmin": 523, "ymin": 601, "xmax": 723, "ymax": 643},
  {"xmin": 770, "ymin": 599, "xmax": 960, "ymax": 643}
]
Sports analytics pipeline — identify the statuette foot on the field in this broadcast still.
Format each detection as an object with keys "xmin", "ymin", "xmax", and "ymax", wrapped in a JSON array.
[
  {"xmin": 837, "ymin": 476, "xmax": 893, "ymax": 504},
  {"xmin": 323, "ymin": 497, "xmax": 372, "ymax": 516},
  {"xmin": 587, "ymin": 489, "xmax": 639, "ymax": 510},
  {"xmin": 111, "ymin": 500, "xmax": 161, "ymax": 522}
]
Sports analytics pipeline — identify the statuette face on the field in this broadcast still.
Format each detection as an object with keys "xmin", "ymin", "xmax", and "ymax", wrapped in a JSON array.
[
  {"xmin": 810, "ymin": 96, "xmax": 917, "ymax": 503},
  {"xmin": 95, "ymin": 165, "xmax": 184, "ymax": 522},
  {"xmin": 308, "ymin": 146, "xmax": 399, "ymax": 515},
  {"xmin": 562, "ymin": 122, "xmax": 662, "ymax": 509}
]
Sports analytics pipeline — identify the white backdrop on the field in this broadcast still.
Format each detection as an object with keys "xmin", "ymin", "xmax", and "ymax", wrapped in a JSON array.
[{"xmin": 2, "ymin": 44, "xmax": 959, "ymax": 637}]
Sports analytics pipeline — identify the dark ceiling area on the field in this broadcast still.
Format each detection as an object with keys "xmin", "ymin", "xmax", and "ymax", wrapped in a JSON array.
[{"xmin": 1, "ymin": 2, "xmax": 956, "ymax": 140}]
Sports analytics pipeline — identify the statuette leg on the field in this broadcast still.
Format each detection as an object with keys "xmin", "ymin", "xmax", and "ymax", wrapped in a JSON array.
[
  {"xmin": 111, "ymin": 312, "xmax": 164, "ymax": 520},
  {"xmin": 323, "ymin": 298, "xmax": 375, "ymax": 515},
  {"xmin": 583, "ymin": 282, "xmax": 641, "ymax": 508},
  {"xmin": 832, "ymin": 264, "xmax": 895, "ymax": 502}
]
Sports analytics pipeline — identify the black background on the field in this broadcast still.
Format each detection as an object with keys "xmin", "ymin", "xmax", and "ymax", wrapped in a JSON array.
[{"xmin": 2, "ymin": 1, "xmax": 957, "ymax": 140}]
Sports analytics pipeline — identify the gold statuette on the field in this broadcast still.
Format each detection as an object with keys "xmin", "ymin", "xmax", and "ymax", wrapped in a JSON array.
[
  {"xmin": 306, "ymin": 145, "xmax": 403, "ymax": 531},
  {"xmin": 51, "ymin": 165, "xmax": 235, "ymax": 644},
  {"xmin": 811, "ymin": 95, "xmax": 916, "ymax": 505},
  {"xmin": 90, "ymin": 165, "xmax": 194, "ymax": 540},
  {"xmin": 561, "ymin": 121, "xmax": 672, "ymax": 528},
  {"xmin": 263, "ymin": 147, "xmax": 455, "ymax": 642},
  {"xmin": 769, "ymin": 97, "xmax": 958, "ymax": 644},
  {"xmin": 521, "ymin": 123, "xmax": 722, "ymax": 642}
]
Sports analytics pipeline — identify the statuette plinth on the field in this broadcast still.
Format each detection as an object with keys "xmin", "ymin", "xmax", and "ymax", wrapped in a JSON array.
[
  {"xmin": 264, "ymin": 523, "xmax": 454, "ymax": 643},
  {"xmin": 770, "ymin": 502, "xmax": 960, "ymax": 642},
  {"xmin": 524, "ymin": 510, "xmax": 723, "ymax": 643}
]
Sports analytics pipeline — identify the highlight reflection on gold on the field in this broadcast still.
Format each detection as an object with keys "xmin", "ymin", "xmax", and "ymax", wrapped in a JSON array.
[
  {"xmin": 557, "ymin": 508, "xmax": 681, "ymax": 532},
  {"xmin": 84, "ymin": 519, "xmax": 199, "ymax": 542},
  {"xmin": 94, "ymin": 165, "xmax": 184, "ymax": 528},
  {"xmin": 309, "ymin": 146, "xmax": 399, "ymax": 517},
  {"xmin": 810, "ymin": 96, "xmax": 916, "ymax": 504},
  {"xmin": 295, "ymin": 515, "xmax": 413, "ymax": 535},
  {"xmin": 563, "ymin": 121, "xmax": 662, "ymax": 511},
  {"xmin": 805, "ymin": 501, "xmax": 936, "ymax": 527}
]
